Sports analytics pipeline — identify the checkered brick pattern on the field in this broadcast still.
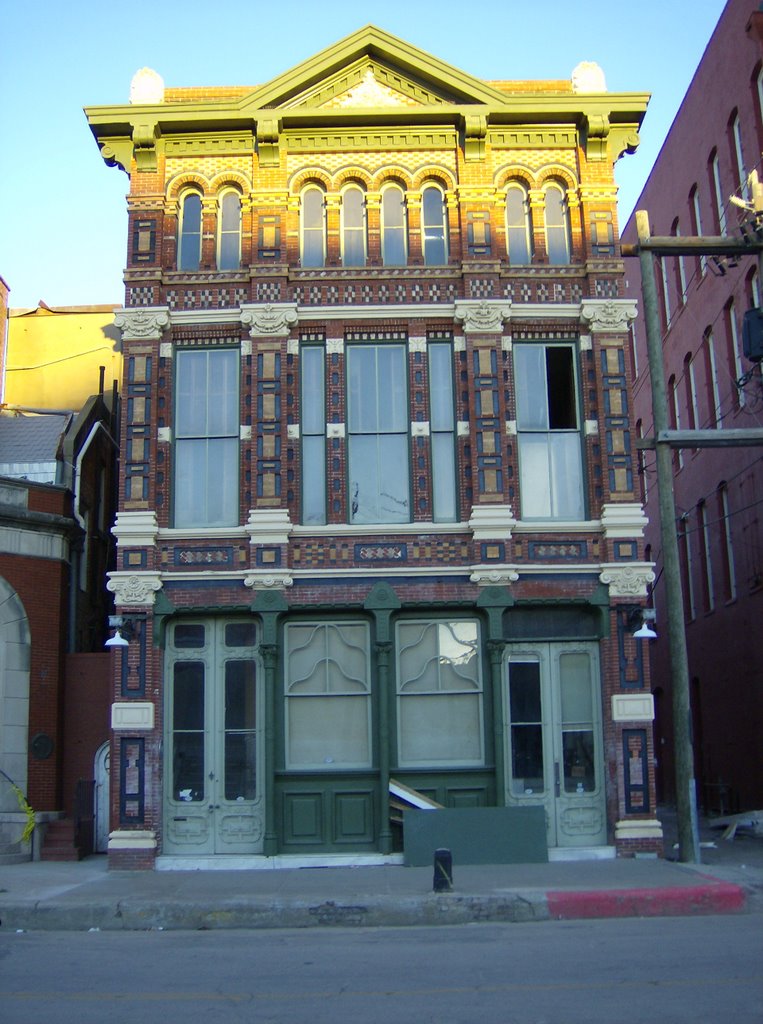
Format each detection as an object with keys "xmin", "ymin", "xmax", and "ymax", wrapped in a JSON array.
[
  {"xmin": 327, "ymin": 285, "xmax": 340, "ymax": 304},
  {"xmin": 519, "ymin": 283, "xmax": 532, "ymax": 302},
  {"xmin": 256, "ymin": 282, "xmax": 281, "ymax": 302},
  {"xmin": 595, "ymin": 279, "xmax": 619, "ymax": 298},
  {"xmin": 378, "ymin": 284, "xmax": 390, "ymax": 302},
  {"xmin": 395, "ymin": 283, "xmax": 407, "ymax": 302},
  {"xmin": 200, "ymin": 289, "xmax": 213, "ymax": 309},
  {"xmin": 343, "ymin": 285, "xmax": 356, "ymax": 303},
  {"xmin": 129, "ymin": 287, "xmax": 155, "ymax": 306},
  {"xmin": 571, "ymin": 283, "xmax": 583, "ymax": 302},
  {"xmin": 469, "ymin": 279, "xmax": 494, "ymax": 298},
  {"xmin": 361, "ymin": 284, "xmax": 374, "ymax": 303},
  {"xmin": 309, "ymin": 286, "xmax": 321, "ymax": 304},
  {"xmin": 411, "ymin": 283, "xmax": 424, "ymax": 302},
  {"xmin": 537, "ymin": 283, "xmax": 549, "ymax": 302},
  {"xmin": 183, "ymin": 290, "xmax": 195, "ymax": 309},
  {"xmin": 166, "ymin": 290, "xmax": 178, "ymax": 309}
]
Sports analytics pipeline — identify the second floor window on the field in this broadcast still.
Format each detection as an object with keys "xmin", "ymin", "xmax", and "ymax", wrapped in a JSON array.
[
  {"xmin": 178, "ymin": 192, "xmax": 202, "ymax": 271},
  {"xmin": 174, "ymin": 348, "xmax": 239, "ymax": 528},
  {"xmin": 514, "ymin": 343, "xmax": 584, "ymax": 520},
  {"xmin": 347, "ymin": 343, "xmax": 409, "ymax": 523}
]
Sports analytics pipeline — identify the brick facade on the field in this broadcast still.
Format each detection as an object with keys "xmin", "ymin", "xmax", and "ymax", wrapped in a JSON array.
[{"xmin": 87, "ymin": 28, "xmax": 659, "ymax": 867}]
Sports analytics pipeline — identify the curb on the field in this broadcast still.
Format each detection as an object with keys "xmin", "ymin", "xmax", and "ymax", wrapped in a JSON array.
[
  {"xmin": 0, "ymin": 881, "xmax": 748, "ymax": 932},
  {"xmin": 547, "ymin": 880, "xmax": 746, "ymax": 920}
]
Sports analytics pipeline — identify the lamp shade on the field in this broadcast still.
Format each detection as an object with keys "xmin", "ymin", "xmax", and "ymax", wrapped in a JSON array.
[
  {"xmin": 105, "ymin": 629, "xmax": 129, "ymax": 648},
  {"xmin": 633, "ymin": 622, "xmax": 657, "ymax": 640}
]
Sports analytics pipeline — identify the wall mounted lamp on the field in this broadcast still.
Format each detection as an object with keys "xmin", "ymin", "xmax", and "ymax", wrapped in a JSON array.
[
  {"xmin": 105, "ymin": 615, "xmax": 133, "ymax": 648},
  {"xmin": 631, "ymin": 607, "xmax": 657, "ymax": 640}
]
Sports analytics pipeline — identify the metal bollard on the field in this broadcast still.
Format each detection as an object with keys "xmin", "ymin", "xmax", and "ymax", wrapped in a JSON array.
[{"xmin": 433, "ymin": 847, "xmax": 453, "ymax": 891}]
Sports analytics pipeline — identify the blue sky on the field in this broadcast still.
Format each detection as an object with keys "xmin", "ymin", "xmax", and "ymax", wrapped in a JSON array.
[{"xmin": 0, "ymin": 0, "xmax": 726, "ymax": 308}]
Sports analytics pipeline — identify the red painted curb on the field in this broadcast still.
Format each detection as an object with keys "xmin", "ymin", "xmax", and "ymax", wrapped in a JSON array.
[{"xmin": 546, "ymin": 882, "xmax": 746, "ymax": 919}]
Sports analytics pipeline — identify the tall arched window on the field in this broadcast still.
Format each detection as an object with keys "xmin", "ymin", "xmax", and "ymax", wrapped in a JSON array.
[
  {"xmin": 505, "ymin": 182, "xmax": 532, "ymax": 265},
  {"xmin": 341, "ymin": 185, "xmax": 367, "ymax": 267},
  {"xmin": 300, "ymin": 186, "xmax": 326, "ymax": 268},
  {"xmin": 178, "ymin": 191, "xmax": 203, "ymax": 271},
  {"xmin": 544, "ymin": 183, "xmax": 571, "ymax": 264},
  {"xmin": 421, "ymin": 184, "xmax": 448, "ymax": 265},
  {"xmin": 218, "ymin": 191, "xmax": 241, "ymax": 270},
  {"xmin": 381, "ymin": 184, "xmax": 407, "ymax": 266}
]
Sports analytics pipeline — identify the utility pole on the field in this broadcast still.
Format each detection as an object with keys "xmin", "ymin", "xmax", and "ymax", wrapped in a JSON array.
[{"xmin": 624, "ymin": 211, "xmax": 763, "ymax": 864}]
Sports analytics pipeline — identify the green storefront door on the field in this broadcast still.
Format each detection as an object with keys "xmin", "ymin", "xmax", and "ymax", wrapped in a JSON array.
[
  {"xmin": 164, "ymin": 618, "xmax": 264, "ymax": 856},
  {"xmin": 504, "ymin": 642, "xmax": 607, "ymax": 848}
]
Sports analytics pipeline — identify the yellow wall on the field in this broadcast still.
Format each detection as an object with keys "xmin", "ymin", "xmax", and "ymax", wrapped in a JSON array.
[{"xmin": 5, "ymin": 304, "xmax": 122, "ymax": 412}]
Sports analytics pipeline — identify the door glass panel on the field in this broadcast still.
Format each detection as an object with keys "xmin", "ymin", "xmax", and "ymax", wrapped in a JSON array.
[
  {"xmin": 172, "ymin": 661, "xmax": 205, "ymax": 801},
  {"xmin": 225, "ymin": 622, "xmax": 257, "ymax": 648},
  {"xmin": 560, "ymin": 652, "xmax": 595, "ymax": 793},
  {"xmin": 174, "ymin": 623, "xmax": 205, "ymax": 648},
  {"xmin": 224, "ymin": 660, "xmax": 257, "ymax": 800},
  {"xmin": 508, "ymin": 661, "xmax": 545, "ymax": 795}
]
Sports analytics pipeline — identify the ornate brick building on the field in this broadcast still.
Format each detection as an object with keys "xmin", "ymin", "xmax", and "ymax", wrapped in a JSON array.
[{"xmin": 86, "ymin": 27, "xmax": 654, "ymax": 867}]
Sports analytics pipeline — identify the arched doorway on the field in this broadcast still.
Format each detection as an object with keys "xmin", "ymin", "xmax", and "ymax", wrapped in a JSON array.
[
  {"xmin": 0, "ymin": 579, "xmax": 31, "ymax": 832},
  {"xmin": 94, "ymin": 741, "xmax": 110, "ymax": 853}
]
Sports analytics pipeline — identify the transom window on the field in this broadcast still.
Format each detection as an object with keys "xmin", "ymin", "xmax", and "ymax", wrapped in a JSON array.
[
  {"xmin": 284, "ymin": 622, "xmax": 371, "ymax": 769},
  {"xmin": 174, "ymin": 348, "xmax": 239, "ymax": 528},
  {"xmin": 396, "ymin": 620, "xmax": 484, "ymax": 766},
  {"xmin": 514, "ymin": 343, "xmax": 584, "ymax": 520}
]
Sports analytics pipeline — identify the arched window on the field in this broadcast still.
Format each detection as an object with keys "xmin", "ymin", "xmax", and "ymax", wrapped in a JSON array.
[
  {"xmin": 544, "ymin": 184, "xmax": 569, "ymax": 264},
  {"xmin": 178, "ymin": 191, "xmax": 202, "ymax": 271},
  {"xmin": 421, "ymin": 184, "xmax": 448, "ymax": 265},
  {"xmin": 300, "ymin": 185, "xmax": 326, "ymax": 268},
  {"xmin": 544, "ymin": 183, "xmax": 571, "ymax": 264},
  {"xmin": 218, "ymin": 191, "xmax": 241, "ymax": 270},
  {"xmin": 505, "ymin": 182, "xmax": 532, "ymax": 265},
  {"xmin": 341, "ymin": 185, "xmax": 367, "ymax": 267},
  {"xmin": 381, "ymin": 184, "xmax": 407, "ymax": 266}
]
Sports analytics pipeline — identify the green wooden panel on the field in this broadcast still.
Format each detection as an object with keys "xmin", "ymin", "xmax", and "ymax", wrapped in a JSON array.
[
  {"xmin": 334, "ymin": 791, "xmax": 374, "ymax": 842},
  {"xmin": 403, "ymin": 806, "xmax": 548, "ymax": 866},
  {"xmin": 284, "ymin": 792, "xmax": 323, "ymax": 843}
]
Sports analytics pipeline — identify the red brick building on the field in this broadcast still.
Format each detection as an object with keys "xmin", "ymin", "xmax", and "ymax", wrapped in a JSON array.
[
  {"xmin": 0, "ymin": 397, "xmax": 117, "ymax": 859},
  {"xmin": 622, "ymin": 0, "xmax": 763, "ymax": 815},
  {"xmin": 86, "ymin": 27, "xmax": 656, "ymax": 868}
]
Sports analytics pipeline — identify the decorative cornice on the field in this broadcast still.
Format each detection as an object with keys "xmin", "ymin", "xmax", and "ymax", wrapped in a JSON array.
[
  {"xmin": 112, "ymin": 510, "xmax": 159, "ymax": 548},
  {"xmin": 114, "ymin": 307, "xmax": 170, "ymax": 341},
  {"xmin": 240, "ymin": 303, "xmax": 299, "ymax": 338},
  {"xmin": 243, "ymin": 571, "xmax": 294, "ymax": 590},
  {"xmin": 470, "ymin": 566, "xmax": 520, "ymax": 587},
  {"xmin": 107, "ymin": 571, "xmax": 163, "ymax": 606},
  {"xmin": 580, "ymin": 299, "xmax": 638, "ymax": 334},
  {"xmin": 468, "ymin": 504, "xmax": 516, "ymax": 539},
  {"xmin": 600, "ymin": 502, "xmax": 648, "ymax": 539},
  {"xmin": 599, "ymin": 564, "xmax": 655, "ymax": 597},
  {"xmin": 454, "ymin": 300, "xmax": 511, "ymax": 334}
]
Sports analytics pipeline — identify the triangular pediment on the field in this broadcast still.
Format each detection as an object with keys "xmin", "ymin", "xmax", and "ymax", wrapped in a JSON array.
[{"xmin": 236, "ymin": 25, "xmax": 511, "ymax": 113}]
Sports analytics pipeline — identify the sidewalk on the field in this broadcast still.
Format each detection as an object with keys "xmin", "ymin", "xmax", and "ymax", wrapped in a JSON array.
[{"xmin": 1, "ymin": 810, "xmax": 761, "ymax": 932}]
